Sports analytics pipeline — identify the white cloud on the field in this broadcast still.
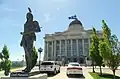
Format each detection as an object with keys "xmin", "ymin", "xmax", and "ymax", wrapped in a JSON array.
[
  {"xmin": 51, "ymin": 0, "xmax": 68, "ymax": 3},
  {"xmin": 44, "ymin": 13, "xmax": 51, "ymax": 22},
  {"xmin": 57, "ymin": 7, "xmax": 60, "ymax": 11},
  {"xmin": 3, "ymin": 7, "xmax": 16, "ymax": 12}
]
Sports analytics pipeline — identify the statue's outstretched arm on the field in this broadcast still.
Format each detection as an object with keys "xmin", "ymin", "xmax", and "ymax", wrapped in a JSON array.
[{"xmin": 33, "ymin": 21, "xmax": 41, "ymax": 32}]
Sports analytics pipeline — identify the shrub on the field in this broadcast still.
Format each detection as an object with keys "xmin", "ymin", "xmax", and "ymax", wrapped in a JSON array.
[{"xmin": 0, "ymin": 45, "xmax": 12, "ymax": 76}]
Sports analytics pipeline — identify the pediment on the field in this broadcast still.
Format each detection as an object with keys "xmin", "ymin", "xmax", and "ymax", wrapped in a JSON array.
[{"xmin": 54, "ymin": 29, "xmax": 89, "ymax": 37}]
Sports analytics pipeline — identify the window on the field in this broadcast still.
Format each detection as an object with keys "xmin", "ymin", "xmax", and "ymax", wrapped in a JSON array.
[
  {"xmin": 84, "ymin": 43, "xmax": 88, "ymax": 48},
  {"xmin": 56, "ymin": 40, "xmax": 60, "ymax": 44},
  {"xmin": 67, "ymin": 39, "xmax": 71, "ymax": 57},
  {"xmin": 84, "ymin": 39, "xmax": 88, "ymax": 43},
  {"xmin": 56, "ymin": 46, "xmax": 59, "ymax": 50},
  {"xmin": 69, "ymin": 63, "xmax": 80, "ymax": 66},
  {"xmin": 73, "ymin": 39, "xmax": 76, "ymax": 43},
  {"xmin": 56, "ymin": 50, "xmax": 60, "ymax": 55},
  {"xmin": 72, "ymin": 39, "xmax": 77, "ymax": 56},
  {"xmin": 61, "ymin": 40, "xmax": 65, "ymax": 50},
  {"xmin": 78, "ymin": 39, "xmax": 82, "ymax": 44},
  {"xmin": 61, "ymin": 40, "xmax": 65, "ymax": 44},
  {"xmin": 67, "ymin": 45, "xmax": 71, "ymax": 57},
  {"xmin": 78, "ymin": 39, "xmax": 83, "ymax": 56},
  {"xmin": 49, "ymin": 41, "xmax": 52, "ymax": 45},
  {"xmin": 67, "ymin": 39, "xmax": 71, "ymax": 44}
]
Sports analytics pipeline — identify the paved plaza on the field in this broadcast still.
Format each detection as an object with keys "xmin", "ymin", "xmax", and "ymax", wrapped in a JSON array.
[{"xmin": 1, "ymin": 66, "xmax": 120, "ymax": 79}]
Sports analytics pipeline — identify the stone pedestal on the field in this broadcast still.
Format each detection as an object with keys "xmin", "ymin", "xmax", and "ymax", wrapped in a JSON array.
[
  {"xmin": 1, "ymin": 71, "xmax": 47, "ymax": 79},
  {"xmin": 1, "ymin": 74, "xmax": 47, "ymax": 79}
]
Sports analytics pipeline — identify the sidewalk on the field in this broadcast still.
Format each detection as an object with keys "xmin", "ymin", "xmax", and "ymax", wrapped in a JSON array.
[
  {"xmin": 85, "ymin": 66, "xmax": 120, "ymax": 69},
  {"xmin": 83, "ymin": 66, "xmax": 120, "ymax": 79}
]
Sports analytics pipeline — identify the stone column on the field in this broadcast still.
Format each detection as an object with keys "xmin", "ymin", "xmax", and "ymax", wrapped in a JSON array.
[
  {"xmin": 60, "ymin": 40, "xmax": 61, "ymax": 61},
  {"xmin": 65, "ymin": 40, "xmax": 67, "ymax": 64},
  {"xmin": 88, "ymin": 39, "xmax": 90, "ymax": 57},
  {"xmin": 71, "ymin": 39, "xmax": 73, "ymax": 61},
  {"xmin": 44, "ymin": 41, "xmax": 47, "ymax": 61},
  {"xmin": 76, "ymin": 39, "xmax": 79, "ymax": 58},
  {"xmin": 65, "ymin": 40, "xmax": 67, "ymax": 57},
  {"xmin": 51, "ymin": 41, "xmax": 54, "ymax": 60},
  {"xmin": 46, "ymin": 41, "xmax": 49, "ymax": 61},
  {"xmin": 54, "ymin": 40, "xmax": 56, "ymax": 61},
  {"xmin": 82, "ymin": 39, "xmax": 84, "ymax": 56}
]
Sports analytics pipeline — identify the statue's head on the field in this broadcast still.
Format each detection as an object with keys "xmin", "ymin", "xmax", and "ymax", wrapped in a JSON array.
[
  {"xmin": 26, "ymin": 8, "xmax": 33, "ymax": 21},
  {"xmin": 26, "ymin": 12, "xmax": 33, "ymax": 21}
]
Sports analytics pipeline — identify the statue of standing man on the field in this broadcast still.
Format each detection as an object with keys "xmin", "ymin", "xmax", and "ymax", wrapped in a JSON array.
[{"xmin": 20, "ymin": 8, "xmax": 41, "ymax": 73}]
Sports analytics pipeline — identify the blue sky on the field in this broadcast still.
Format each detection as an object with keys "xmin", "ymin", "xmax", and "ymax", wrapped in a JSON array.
[{"xmin": 0, "ymin": 0, "xmax": 120, "ymax": 61}]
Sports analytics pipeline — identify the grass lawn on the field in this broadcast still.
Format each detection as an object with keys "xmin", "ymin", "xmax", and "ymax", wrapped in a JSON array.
[
  {"xmin": 89, "ymin": 72, "xmax": 120, "ymax": 79},
  {"xmin": 0, "ymin": 66, "xmax": 24, "ymax": 72},
  {"xmin": 100, "ymin": 74, "xmax": 120, "ymax": 79},
  {"xmin": 10, "ymin": 66, "xmax": 24, "ymax": 72},
  {"xmin": 0, "ymin": 67, "xmax": 24, "ymax": 77}
]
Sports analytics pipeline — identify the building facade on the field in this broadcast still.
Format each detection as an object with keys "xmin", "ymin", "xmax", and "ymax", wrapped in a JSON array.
[{"xmin": 43, "ymin": 18, "xmax": 102, "ymax": 64}]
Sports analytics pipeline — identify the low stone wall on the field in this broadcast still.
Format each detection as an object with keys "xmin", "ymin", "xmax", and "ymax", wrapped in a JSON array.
[{"xmin": 1, "ymin": 74, "xmax": 47, "ymax": 79}]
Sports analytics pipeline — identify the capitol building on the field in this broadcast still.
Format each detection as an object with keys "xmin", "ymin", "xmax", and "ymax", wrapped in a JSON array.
[{"xmin": 43, "ymin": 17, "xmax": 102, "ymax": 64}]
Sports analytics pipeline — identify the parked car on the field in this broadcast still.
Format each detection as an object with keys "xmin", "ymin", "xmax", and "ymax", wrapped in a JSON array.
[
  {"xmin": 40, "ymin": 61, "xmax": 60, "ymax": 74},
  {"xmin": 66, "ymin": 62, "xmax": 83, "ymax": 76}
]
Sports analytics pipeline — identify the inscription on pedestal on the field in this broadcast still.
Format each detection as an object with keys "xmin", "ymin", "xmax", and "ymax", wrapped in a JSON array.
[{"xmin": 10, "ymin": 72, "xmax": 29, "ymax": 77}]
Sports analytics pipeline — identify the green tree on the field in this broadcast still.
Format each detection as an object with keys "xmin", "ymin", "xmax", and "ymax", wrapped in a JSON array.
[
  {"xmin": 31, "ymin": 46, "xmax": 38, "ymax": 69},
  {"xmin": 2, "ymin": 45, "xmax": 10, "ymax": 60},
  {"xmin": 0, "ymin": 45, "xmax": 12, "ymax": 76},
  {"xmin": 99, "ymin": 20, "xmax": 111, "ymax": 65},
  {"xmin": 0, "ymin": 53, "xmax": 2, "ymax": 71},
  {"xmin": 90, "ymin": 27, "xmax": 103, "ymax": 74},
  {"xmin": 99, "ymin": 20, "xmax": 120, "ymax": 79},
  {"xmin": 109, "ymin": 35, "xmax": 120, "ymax": 79}
]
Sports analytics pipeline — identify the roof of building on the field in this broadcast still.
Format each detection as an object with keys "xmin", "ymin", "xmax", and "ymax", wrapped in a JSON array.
[{"xmin": 69, "ymin": 18, "xmax": 83, "ymax": 26}]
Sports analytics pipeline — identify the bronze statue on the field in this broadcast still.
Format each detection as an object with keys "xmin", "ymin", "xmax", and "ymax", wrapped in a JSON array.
[{"xmin": 20, "ymin": 8, "xmax": 41, "ymax": 73}]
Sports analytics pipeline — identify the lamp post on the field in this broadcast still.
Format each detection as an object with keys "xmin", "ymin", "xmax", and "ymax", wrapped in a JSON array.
[
  {"xmin": 84, "ymin": 56, "xmax": 87, "ymax": 67},
  {"xmin": 38, "ymin": 47, "xmax": 43, "ymax": 70},
  {"xmin": 22, "ymin": 55, "xmax": 24, "ymax": 66}
]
